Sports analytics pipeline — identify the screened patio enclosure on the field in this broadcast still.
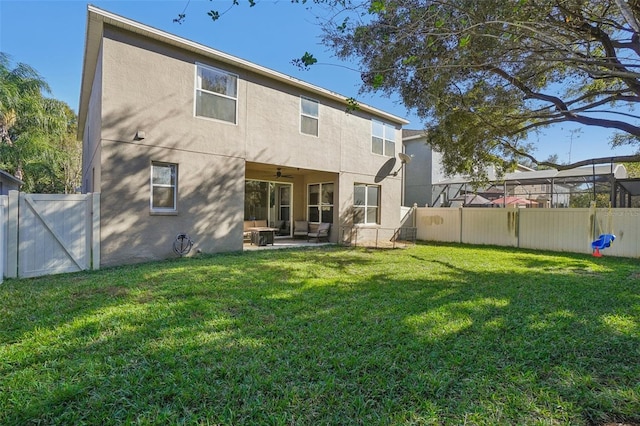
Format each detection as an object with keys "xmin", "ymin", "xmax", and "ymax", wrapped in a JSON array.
[{"xmin": 431, "ymin": 163, "xmax": 631, "ymax": 208}]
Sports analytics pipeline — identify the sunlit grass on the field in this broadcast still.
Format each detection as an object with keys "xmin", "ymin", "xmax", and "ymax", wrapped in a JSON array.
[{"xmin": 1, "ymin": 243, "xmax": 639, "ymax": 425}]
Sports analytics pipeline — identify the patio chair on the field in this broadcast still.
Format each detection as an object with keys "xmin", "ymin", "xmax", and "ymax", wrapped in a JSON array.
[
  {"xmin": 293, "ymin": 220, "xmax": 309, "ymax": 239},
  {"xmin": 308, "ymin": 222, "xmax": 331, "ymax": 242}
]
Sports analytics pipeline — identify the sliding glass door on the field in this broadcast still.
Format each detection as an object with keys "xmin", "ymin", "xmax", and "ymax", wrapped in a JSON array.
[
  {"xmin": 244, "ymin": 181, "xmax": 269, "ymax": 222},
  {"xmin": 244, "ymin": 180, "xmax": 292, "ymax": 236}
]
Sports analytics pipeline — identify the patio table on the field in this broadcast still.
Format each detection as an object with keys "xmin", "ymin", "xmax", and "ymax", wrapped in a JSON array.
[{"xmin": 248, "ymin": 227, "xmax": 278, "ymax": 246}]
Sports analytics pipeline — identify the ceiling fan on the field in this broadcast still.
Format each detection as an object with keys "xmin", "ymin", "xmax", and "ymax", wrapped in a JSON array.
[{"xmin": 274, "ymin": 167, "xmax": 294, "ymax": 179}]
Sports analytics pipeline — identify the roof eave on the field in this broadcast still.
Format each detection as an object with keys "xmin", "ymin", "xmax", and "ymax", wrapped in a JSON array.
[
  {"xmin": 0, "ymin": 169, "xmax": 24, "ymax": 186},
  {"xmin": 77, "ymin": 5, "xmax": 408, "ymax": 140},
  {"xmin": 402, "ymin": 134, "xmax": 426, "ymax": 142}
]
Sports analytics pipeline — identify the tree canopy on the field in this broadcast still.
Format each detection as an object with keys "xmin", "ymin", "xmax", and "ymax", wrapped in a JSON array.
[
  {"xmin": 0, "ymin": 53, "xmax": 81, "ymax": 193},
  {"xmin": 200, "ymin": 0, "xmax": 640, "ymax": 178},
  {"xmin": 320, "ymin": 0, "xmax": 640, "ymax": 176}
]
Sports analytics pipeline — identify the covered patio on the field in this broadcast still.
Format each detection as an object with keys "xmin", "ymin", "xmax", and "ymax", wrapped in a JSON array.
[{"xmin": 244, "ymin": 161, "xmax": 338, "ymax": 243}]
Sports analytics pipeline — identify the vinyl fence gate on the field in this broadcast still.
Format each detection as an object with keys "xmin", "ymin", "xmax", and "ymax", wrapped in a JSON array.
[{"xmin": 2, "ymin": 191, "xmax": 100, "ymax": 279}]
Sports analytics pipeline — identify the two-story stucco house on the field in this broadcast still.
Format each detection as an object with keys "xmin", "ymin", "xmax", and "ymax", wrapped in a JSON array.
[{"xmin": 79, "ymin": 6, "xmax": 409, "ymax": 266}]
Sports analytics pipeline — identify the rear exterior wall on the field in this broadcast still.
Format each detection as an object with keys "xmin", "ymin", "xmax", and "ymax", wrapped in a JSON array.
[{"xmin": 92, "ymin": 25, "xmax": 403, "ymax": 265}]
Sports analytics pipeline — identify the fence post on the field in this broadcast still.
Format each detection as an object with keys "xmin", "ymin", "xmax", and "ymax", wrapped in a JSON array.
[
  {"xmin": 92, "ymin": 193, "xmax": 101, "ymax": 270},
  {"xmin": 6, "ymin": 191, "xmax": 19, "ymax": 278},
  {"xmin": 516, "ymin": 207, "xmax": 521, "ymax": 248},
  {"xmin": 0, "ymin": 195, "xmax": 5, "ymax": 283},
  {"xmin": 458, "ymin": 207, "xmax": 463, "ymax": 243}
]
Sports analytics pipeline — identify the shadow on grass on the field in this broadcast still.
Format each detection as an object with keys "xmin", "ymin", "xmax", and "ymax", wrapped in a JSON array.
[{"xmin": 1, "ymin": 244, "xmax": 639, "ymax": 425}]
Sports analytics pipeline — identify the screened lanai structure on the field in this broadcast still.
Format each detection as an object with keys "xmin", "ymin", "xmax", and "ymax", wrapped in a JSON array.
[{"xmin": 432, "ymin": 163, "xmax": 640, "ymax": 208}]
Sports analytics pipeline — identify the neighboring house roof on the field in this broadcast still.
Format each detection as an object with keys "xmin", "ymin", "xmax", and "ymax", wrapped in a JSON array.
[
  {"xmin": 491, "ymin": 196, "xmax": 538, "ymax": 206},
  {"xmin": 0, "ymin": 169, "xmax": 24, "ymax": 187},
  {"xmin": 78, "ymin": 5, "xmax": 409, "ymax": 140},
  {"xmin": 515, "ymin": 164, "xmax": 535, "ymax": 172},
  {"xmin": 402, "ymin": 129, "xmax": 426, "ymax": 140},
  {"xmin": 449, "ymin": 193, "xmax": 492, "ymax": 206}
]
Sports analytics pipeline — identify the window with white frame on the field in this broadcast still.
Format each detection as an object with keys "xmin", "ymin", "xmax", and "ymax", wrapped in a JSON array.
[
  {"xmin": 353, "ymin": 183, "xmax": 380, "ymax": 224},
  {"xmin": 371, "ymin": 120, "xmax": 396, "ymax": 157},
  {"xmin": 195, "ymin": 64, "xmax": 238, "ymax": 124},
  {"xmin": 308, "ymin": 183, "xmax": 334, "ymax": 223},
  {"xmin": 300, "ymin": 96, "xmax": 319, "ymax": 136},
  {"xmin": 151, "ymin": 162, "xmax": 177, "ymax": 211}
]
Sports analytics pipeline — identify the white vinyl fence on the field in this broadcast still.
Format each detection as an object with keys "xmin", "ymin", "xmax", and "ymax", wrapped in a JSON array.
[
  {"xmin": 0, "ymin": 196, "xmax": 5, "ymax": 283},
  {"xmin": 1, "ymin": 191, "xmax": 100, "ymax": 280},
  {"xmin": 416, "ymin": 206, "xmax": 640, "ymax": 258}
]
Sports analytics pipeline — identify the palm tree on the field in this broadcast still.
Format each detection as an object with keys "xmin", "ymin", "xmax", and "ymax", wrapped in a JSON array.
[{"xmin": 0, "ymin": 52, "xmax": 72, "ymax": 191}]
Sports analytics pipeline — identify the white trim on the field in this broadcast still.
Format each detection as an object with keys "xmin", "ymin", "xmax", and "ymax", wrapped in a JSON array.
[
  {"xmin": 300, "ymin": 96, "xmax": 319, "ymax": 137},
  {"xmin": 194, "ymin": 63, "xmax": 239, "ymax": 125},
  {"xmin": 278, "ymin": 184, "xmax": 293, "ymax": 236},
  {"xmin": 354, "ymin": 183, "xmax": 381, "ymax": 225},
  {"xmin": 150, "ymin": 162, "xmax": 178, "ymax": 213},
  {"xmin": 307, "ymin": 182, "xmax": 334, "ymax": 223},
  {"xmin": 371, "ymin": 119, "xmax": 396, "ymax": 157},
  {"xmin": 244, "ymin": 179, "xmax": 294, "ymax": 236}
]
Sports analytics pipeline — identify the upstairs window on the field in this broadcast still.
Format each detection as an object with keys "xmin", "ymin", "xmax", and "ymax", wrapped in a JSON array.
[
  {"xmin": 372, "ymin": 120, "xmax": 396, "ymax": 157},
  {"xmin": 151, "ymin": 162, "xmax": 177, "ymax": 212},
  {"xmin": 353, "ymin": 183, "xmax": 380, "ymax": 224},
  {"xmin": 195, "ymin": 64, "xmax": 238, "ymax": 124},
  {"xmin": 300, "ymin": 96, "xmax": 319, "ymax": 136}
]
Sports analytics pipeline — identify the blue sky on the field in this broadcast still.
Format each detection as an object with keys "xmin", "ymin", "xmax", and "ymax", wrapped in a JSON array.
[{"xmin": 0, "ymin": 0, "xmax": 637, "ymax": 164}]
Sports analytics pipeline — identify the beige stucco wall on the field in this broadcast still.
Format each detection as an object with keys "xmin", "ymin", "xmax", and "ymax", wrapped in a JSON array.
[
  {"xmin": 82, "ymin": 41, "xmax": 103, "ymax": 193},
  {"xmin": 338, "ymin": 172, "xmax": 402, "ymax": 230},
  {"xmin": 99, "ymin": 140, "xmax": 244, "ymax": 265},
  {"xmin": 101, "ymin": 29, "xmax": 247, "ymax": 159},
  {"xmin": 89, "ymin": 24, "xmax": 405, "ymax": 265}
]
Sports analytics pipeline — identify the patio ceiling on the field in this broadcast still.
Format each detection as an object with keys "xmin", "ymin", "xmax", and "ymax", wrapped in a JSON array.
[
  {"xmin": 245, "ymin": 162, "xmax": 339, "ymax": 182},
  {"xmin": 247, "ymin": 162, "xmax": 334, "ymax": 175},
  {"xmin": 245, "ymin": 162, "xmax": 306, "ymax": 179}
]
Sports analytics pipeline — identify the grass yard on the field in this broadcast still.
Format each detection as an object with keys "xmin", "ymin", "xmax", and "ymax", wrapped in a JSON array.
[{"xmin": 1, "ymin": 243, "xmax": 639, "ymax": 425}]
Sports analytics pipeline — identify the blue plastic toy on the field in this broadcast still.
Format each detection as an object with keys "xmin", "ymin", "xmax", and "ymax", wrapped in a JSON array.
[{"xmin": 591, "ymin": 234, "xmax": 615, "ymax": 257}]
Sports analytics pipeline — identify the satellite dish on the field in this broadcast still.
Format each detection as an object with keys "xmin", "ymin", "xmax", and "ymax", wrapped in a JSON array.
[
  {"xmin": 390, "ymin": 153, "xmax": 413, "ymax": 176},
  {"xmin": 398, "ymin": 152, "xmax": 412, "ymax": 164}
]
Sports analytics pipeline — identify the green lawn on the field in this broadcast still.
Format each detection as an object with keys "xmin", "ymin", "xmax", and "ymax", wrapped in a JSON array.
[{"xmin": 1, "ymin": 243, "xmax": 639, "ymax": 425}]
